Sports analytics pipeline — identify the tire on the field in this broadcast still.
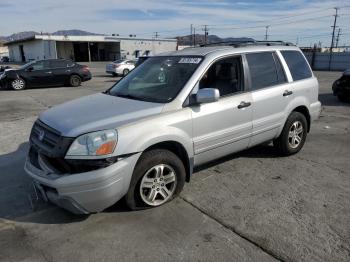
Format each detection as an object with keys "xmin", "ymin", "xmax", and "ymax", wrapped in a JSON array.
[
  {"xmin": 125, "ymin": 149, "xmax": 186, "ymax": 210},
  {"xmin": 112, "ymin": 73, "xmax": 117, "ymax": 77},
  {"xmin": 11, "ymin": 78, "xmax": 26, "ymax": 90},
  {"xmin": 123, "ymin": 69, "xmax": 129, "ymax": 76},
  {"xmin": 273, "ymin": 112, "xmax": 308, "ymax": 156},
  {"xmin": 337, "ymin": 94, "xmax": 349, "ymax": 102},
  {"xmin": 69, "ymin": 75, "xmax": 81, "ymax": 87}
]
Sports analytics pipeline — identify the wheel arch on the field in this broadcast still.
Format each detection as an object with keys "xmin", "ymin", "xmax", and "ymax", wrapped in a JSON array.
[
  {"xmin": 292, "ymin": 105, "xmax": 311, "ymax": 132},
  {"xmin": 142, "ymin": 141, "xmax": 193, "ymax": 183}
]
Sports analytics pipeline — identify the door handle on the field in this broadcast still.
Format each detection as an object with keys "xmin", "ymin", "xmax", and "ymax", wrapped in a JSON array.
[
  {"xmin": 237, "ymin": 101, "xmax": 251, "ymax": 109},
  {"xmin": 283, "ymin": 90, "xmax": 293, "ymax": 96},
  {"xmin": 45, "ymin": 71, "xmax": 52, "ymax": 74}
]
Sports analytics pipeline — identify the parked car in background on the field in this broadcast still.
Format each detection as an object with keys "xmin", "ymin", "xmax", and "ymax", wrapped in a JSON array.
[
  {"xmin": 0, "ymin": 59, "xmax": 91, "ymax": 90},
  {"xmin": 332, "ymin": 68, "xmax": 350, "ymax": 102},
  {"xmin": 24, "ymin": 43, "xmax": 321, "ymax": 214},
  {"xmin": 0, "ymin": 56, "xmax": 9, "ymax": 63},
  {"xmin": 106, "ymin": 59, "xmax": 136, "ymax": 76}
]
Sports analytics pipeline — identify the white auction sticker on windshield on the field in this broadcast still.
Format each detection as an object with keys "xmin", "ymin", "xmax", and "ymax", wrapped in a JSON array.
[{"xmin": 178, "ymin": 57, "xmax": 202, "ymax": 64}]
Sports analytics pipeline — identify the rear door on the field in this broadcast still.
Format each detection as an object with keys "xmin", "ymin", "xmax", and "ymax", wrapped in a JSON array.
[
  {"xmin": 191, "ymin": 55, "xmax": 253, "ymax": 165},
  {"xmin": 50, "ymin": 60, "xmax": 71, "ymax": 85},
  {"xmin": 245, "ymin": 51, "xmax": 289, "ymax": 147}
]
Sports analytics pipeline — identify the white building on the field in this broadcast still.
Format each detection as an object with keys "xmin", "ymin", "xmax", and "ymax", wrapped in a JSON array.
[
  {"xmin": 5, "ymin": 34, "xmax": 178, "ymax": 62},
  {"xmin": 0, "ymin": 41, "xmax": 9, "ymax": 58}
]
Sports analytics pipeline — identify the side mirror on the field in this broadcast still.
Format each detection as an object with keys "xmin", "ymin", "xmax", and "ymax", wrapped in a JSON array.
[
  {"xmin": 26, "ymin": 66, "xmax": 34, "ymax": 72},
  {"xmin": 195, "ymin": 88, "xmax": 220, "ymax": 104}
]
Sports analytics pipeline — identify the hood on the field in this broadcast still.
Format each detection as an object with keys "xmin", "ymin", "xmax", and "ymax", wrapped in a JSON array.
[{"xmin": 39, "ymin": 93, "xmax": 164, "ymax": 137}]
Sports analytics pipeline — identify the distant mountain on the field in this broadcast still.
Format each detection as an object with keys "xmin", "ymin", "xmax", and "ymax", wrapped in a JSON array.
[
  {"xmin": 0, "ymin": 29, "xmax": 102, "ymax": 42},
  {"xmin": 51, "ymin": 29, "xmax": 103, "ymax": 36},
  {"xmin": 177, "ymin": 34, "xmax": 255, "ymax": 46}
]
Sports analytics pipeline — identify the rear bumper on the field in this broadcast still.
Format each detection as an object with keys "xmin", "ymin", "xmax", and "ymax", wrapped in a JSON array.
[
  {"xmin": 25, "ymin": 152, "xmax": 141, "ymax": 214},
  {"xmin": 310, "ymin": 101, "xmax": 322, "ymax": 121}
]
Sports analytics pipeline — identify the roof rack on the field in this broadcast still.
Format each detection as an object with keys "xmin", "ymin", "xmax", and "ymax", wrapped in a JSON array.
[{"xmin": 200, "ymin": 40, "xmax": 295, "ymax": 48}]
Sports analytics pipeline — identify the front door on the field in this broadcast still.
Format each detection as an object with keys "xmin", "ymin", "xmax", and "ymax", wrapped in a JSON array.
[
  {"xmin": 25, "ymin": 60, "xmax": 54, "ymax": 87},
  {"xmin": 191, "ymin": 55, "xmax": 253, "ymax": 166}
]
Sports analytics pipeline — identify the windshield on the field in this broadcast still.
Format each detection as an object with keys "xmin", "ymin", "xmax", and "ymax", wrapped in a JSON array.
[
  {"xmin": 108, "ymin": 56, "xmax": 202, "ymax": 103},
  {"xmin": 19, "ymin": 60, "xmax": 36, "ymax": 70}
]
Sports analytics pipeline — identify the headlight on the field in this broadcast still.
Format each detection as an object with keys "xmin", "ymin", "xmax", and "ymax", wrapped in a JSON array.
[
  {"xmin": 0, "ymin": 73, "xmax": 6, "ymax": 80},
  {"xmin": 66, "ymin": 129, "xmax": 118, "ymax": 157}
]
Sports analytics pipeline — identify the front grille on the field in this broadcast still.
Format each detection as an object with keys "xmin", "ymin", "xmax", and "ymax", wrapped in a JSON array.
[
  {"xmin": 30, "ymin": 120, "xmax": 74, "ymax": 158},
  {"xmin": 31, "ymin": 121, "xmax": 61, "ymax": 149}
]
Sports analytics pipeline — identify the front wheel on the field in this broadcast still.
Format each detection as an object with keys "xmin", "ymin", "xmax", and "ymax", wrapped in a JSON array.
[
  {"xmin": 125, "ymin": 149, "xmax": 186, "ymax": 210},
  {"xmin": 11, "ymin": 78, "xmax": 26, "ymax": 90},
  {"xmin": 69, "ymin": 75, "xmax": 81, "ymax": 87},
  {"xmin": 274, "ymin": 112, "xmax": 308, "ymax": 156}
]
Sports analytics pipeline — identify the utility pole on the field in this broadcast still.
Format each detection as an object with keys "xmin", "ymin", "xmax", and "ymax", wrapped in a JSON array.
[
  {"xmin": 329, "ymin": 7, "xmax": 339, "ymax": 70},
  {"xmin": 265, "ymin": 25, "xmax": 270, "ymax": 41},
  {"xmin": 154, "ymin": 32, "xmax": 159, "ymax": 38},
  {"xmin": 203, "ymin": 25, "xmax": 209, "ymax": 45},
  {"xmin": 193, "ymin": 27, "xmax": 196, "ymax": 46},
  {"xmin": 190, "ymin": 24, "xmax": 193, "ymax": 47},
  {"xmin": 336, "ymin": 28, "xmax": 341, "ymax": 48}
]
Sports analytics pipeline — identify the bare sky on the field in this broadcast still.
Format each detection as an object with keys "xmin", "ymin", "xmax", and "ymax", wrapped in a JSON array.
[{"xmin": 1, "ymin": 0, "xmax": 350, "ymax": 46}]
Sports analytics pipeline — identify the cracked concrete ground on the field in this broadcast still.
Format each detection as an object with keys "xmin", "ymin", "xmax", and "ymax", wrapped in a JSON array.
[{"xmin": 0, "ymin": 64, "xmax": 349, "ymax": 261}]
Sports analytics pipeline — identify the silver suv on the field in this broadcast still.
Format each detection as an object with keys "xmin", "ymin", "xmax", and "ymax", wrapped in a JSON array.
[{"xmin": 25, "ymin": 43, "xmax": 321, "ymax": 214}]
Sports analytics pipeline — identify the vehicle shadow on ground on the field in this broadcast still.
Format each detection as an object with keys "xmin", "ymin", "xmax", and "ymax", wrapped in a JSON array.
[
  {"xmin": 0, "ymin": 142, "xmax": 90, "ymax": 224},
  {"xmin": 1, "ymin": 142, "xmax": 279, "ymax": 224},
  {"xmin": 319, "ymin": 93, "xmax": 350, "ymax": 107}
]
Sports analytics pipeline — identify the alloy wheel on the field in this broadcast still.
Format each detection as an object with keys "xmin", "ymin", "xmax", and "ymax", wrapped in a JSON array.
[
  {"xmin": 139, "ymin": 164, "xmax": 177, "ymax": 206},
  {"xmin": 12, "ymin": 79, "xmax": 25, "ymax": 90},
  {"xmin": 288, "ymin": 120, "xmax": 304, "ymax": 149}
]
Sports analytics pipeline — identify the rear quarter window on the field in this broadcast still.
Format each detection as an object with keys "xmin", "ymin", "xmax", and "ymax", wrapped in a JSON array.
[{"xmin": 281, "ymin": 50, "xmax": 312, "ymax": 81}]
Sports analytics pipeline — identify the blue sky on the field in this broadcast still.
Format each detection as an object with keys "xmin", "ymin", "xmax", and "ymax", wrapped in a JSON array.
[{"xmin": 1, "ymin": 0, "xmax": 350, "ymax": 46}]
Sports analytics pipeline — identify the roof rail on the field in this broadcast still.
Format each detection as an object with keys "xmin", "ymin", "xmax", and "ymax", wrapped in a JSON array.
[{"xmin": 200, "ymin": 40, "xmax": 295, "ymax": 48}]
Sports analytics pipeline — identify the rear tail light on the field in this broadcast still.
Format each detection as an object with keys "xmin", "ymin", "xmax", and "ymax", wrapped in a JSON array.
[
  {"xmin": 82, "ymin": 66, "xmax": 90, "ymax": 72},
  {"xmin": 113, "ymin": 64, "xmax": 120, "ymax": 68}
]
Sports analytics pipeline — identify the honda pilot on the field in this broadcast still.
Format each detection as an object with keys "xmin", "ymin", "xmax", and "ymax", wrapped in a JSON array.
[{"xmin": 25, "ymin": 43, "xmax": 321, "ymax": 214}]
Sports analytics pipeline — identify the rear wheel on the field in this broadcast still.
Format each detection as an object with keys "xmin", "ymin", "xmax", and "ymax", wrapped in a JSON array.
[
  {"xmin": 11, "ymin": 78, "xmax": 26, "ymax": 90},
  {"xmin": 69, "ymin": 75, "xmax": 81, "ymax": 87},
  {"xmin": 123, "ymin": 69, "xmax": 129, "ymax": 76},
  {"xmin": 125, "ymin": 149, "xmax": 186, "ymax": 210},
  {"xmin": 274, "ymin": 112, "xmax": 308, "ymax": 156}
]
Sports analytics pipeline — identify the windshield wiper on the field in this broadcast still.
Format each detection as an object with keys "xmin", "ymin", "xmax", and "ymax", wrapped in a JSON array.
[{"xmin": 114, "ymin": 93, "xmax": 143, "ymax": 101}]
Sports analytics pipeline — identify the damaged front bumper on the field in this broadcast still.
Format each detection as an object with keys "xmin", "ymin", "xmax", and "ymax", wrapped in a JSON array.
[{"xmin": 24, "ymin": 148, "xmax": 141, "ymax": 214}]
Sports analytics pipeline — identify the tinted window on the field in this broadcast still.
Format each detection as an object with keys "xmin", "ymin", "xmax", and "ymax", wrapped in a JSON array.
[
  {"xmin": 199, "ymin": 56, "xmax": 243, "ymax": 96},
  {"xmin": 32, "ymin": 60, "xmax": 50, "ymax": 70},
  {"xmin": 281, "ymin": 50, "xmax": 312, "ymax": 81},
  {"xmin": 246, "ymin": 52, "xmax": 286, "ymax": 90},
  {"xmin": 50, "ymin": 60, "xmax": 68, "ymax": 68}
]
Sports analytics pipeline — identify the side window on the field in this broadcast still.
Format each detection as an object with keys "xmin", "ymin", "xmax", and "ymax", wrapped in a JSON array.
[
  {"xmin": 32, "ymin": 61, "xmax": 50, "ymax": 70},
  {"xmin": 246, "ymin": 52, "xmax": 286, "ymax": 91},
  {"xmin": 199, "ymin": 56, "xmax": 243, "ymax": 97},
  {"xmin": 50, "ymin": 60, "xmax": 68, "ymax": 68},
  {"xmin": 281, "ymin": 50, "xmax": 312, "ymax": 81}
]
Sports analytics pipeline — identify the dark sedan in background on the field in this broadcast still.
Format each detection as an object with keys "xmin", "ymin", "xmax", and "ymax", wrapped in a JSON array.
[
  {"xmin": 0, "ymin": 59, "xmax": 91, "ymax": 90},
  {"xmin": 333, "ymin": 69, "xmax": 350, "ymax": 102}
]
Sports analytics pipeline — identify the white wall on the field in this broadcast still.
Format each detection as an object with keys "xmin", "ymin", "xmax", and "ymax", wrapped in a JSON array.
[
  {"xmin": 120, "ymin": 39, "xmax": 177, "ymax": 59},
  {"xmin": 8, "ymin": 40, "xmax": 57, "ymax": 62}
]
